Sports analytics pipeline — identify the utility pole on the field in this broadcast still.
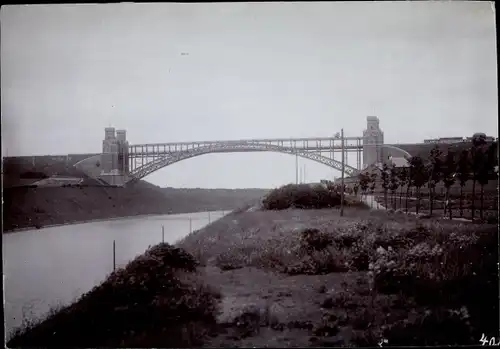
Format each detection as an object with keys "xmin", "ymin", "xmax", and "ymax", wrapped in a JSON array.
[
  {"xmin": 340, "ymin": 128, "xmax": 345, "ymax": 217},
  {"xmin": 295, "ymin": 153, "xmax": 299, "ymax": 184}
]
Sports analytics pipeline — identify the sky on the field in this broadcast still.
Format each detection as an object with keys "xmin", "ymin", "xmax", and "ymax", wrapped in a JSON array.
[{"xmin": 1, "ymin": 2, "xmax": 497, "ymax": 188}]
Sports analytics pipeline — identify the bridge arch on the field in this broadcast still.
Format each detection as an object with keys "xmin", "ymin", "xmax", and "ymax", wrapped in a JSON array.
[
  {"xmin": 380, "ymin": 144, "xmax": 412, "ymax": 159},
  {"xmin": 129, "ymin": 142, "xmax": 359, "ymax": 181},
  {"xmin": 363, "ymin": 143, "xmax": 413, "ymax": 159}
]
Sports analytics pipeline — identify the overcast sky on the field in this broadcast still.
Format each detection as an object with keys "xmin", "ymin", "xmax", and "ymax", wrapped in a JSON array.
[{"xmin": 1, "ymin": 2, "xmax": 497, "ymax": 188}]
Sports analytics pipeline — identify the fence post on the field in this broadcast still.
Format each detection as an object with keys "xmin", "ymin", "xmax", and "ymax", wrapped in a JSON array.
[
  {"xmin": 113, "ymin": 240, "xmax": 116, "ymax": 272},
  {"xmin": 189, "ymin": 218, "xmax": 192, "ymax": 233},
  {"xmin": 208, "ymin": 212, "xmax": 211, "ymax": 224},
  {"xmin": 162, "ymin": 225, "xmax": 164, "ymax": 243}
]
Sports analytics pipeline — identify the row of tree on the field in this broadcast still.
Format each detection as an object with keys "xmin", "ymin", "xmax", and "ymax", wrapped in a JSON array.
[{"xmin": 356, "ymin": 135, "xmax": 498, "ymax": 220}]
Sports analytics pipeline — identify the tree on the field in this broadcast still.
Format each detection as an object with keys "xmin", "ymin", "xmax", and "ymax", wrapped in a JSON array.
[
  {"xmin": 455, "ymin": 149, "xmax": 470, "ymax": 218},
  {"xmin": 353, "ymin": 184, "xmax": 359, "ymax": 196},
  {"xmin": 398, "ymin": 166, "xmax": 408, "ymax": 211},
  {"xmin": 487, "ymin": 141, "xmax": 499, "ymax": 171},
  {"xmin": 477, "ymin": 145, "xmax": 495, "ymax": 220},
  {"xmin": 380, "ymin": 164, "xmax": 390, "ymax": 209},
  {"xmin": 441, "ymin": 149, "xmax": 457, "ymax": 219},
  {"xmin": 470, "ymin": 134, "xmax": 488, "ymax": 220},
  {"xmin": 358, "ymin": 172, "xmax": 370, "ymax": 199},
  {"xmin": 408, "ymin": 156, "xmax": 427, "ymax": 214},
  {"xmin": 369, "ymin": 172, "xmax": 377, "ymax": 208},
  {"xmin": 389, "ymin": 165, "xmax": 399, "ymax": 209},
  {"xmin": 427, "ymin": 146, "xmax": 443, "ymax": 216}
]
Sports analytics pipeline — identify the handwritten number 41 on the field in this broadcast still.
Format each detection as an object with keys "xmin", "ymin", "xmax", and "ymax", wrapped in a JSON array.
[{"xmin": 480, "ymin": 334, "xmax": 500, "ymax": 346}]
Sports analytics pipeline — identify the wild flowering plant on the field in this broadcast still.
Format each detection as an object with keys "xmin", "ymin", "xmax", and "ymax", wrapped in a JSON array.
[
  {"xmin": 447, "ymin": 232, "xmax": 479, "ymax": 248},
  {"xmin": 407, "ymin": 242, "xmax": 444, "ymax": 261},
  {"xmin": 367, "ymin": 246, "xmax": 399, "ymax": 290}
]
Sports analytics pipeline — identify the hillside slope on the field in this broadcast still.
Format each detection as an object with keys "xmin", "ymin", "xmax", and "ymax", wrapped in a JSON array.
[
  {"xmin": 4, "ymin": 183, "xmax": 270, "ymax": 232},
  {"xmin": 3, "ymin": 156, "xmax": 269, "ymax": 232}
]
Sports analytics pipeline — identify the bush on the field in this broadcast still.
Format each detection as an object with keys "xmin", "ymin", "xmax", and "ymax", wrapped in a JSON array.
[
  {"xmin": 285, "ymin": 246, "xmax": 349, "ymax": 275},
  {"xmin": 215, "ymin": 247, "xmax": 255, "ymax": 271},
  {"xmin": 262, "ymin": 184, "xmax": 342, "ymax": 210},
  {"xmin": 299, "ymin": 228, "xmax": 333, "ymax": 252},
  {"xmin": 369, "ymin": 225, "xmax": 498, "ymax": 342},
  {"xmin": 7, "ymin": 243, "xmax": 220, "ymax": 347},
  {"xmin": 384, "ymin": 307, "xmax": 475, "ymax": 346}
]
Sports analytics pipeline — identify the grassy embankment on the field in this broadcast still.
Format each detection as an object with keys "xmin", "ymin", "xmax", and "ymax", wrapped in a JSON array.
[
  {"xmin": 7, "ymin": 244, "xmax": 221, "ymax": 347},
  {"xmin": 4, "ymin": 176, "xmax": 269, "ymax": 232},
  {"xmin": 3, "ymin": 156, "xmax": 269, "ymax": 231},
  {"xmin": 7, "ymin": 184, "xmax": 498, "ymax": 347},
  {"xmin": 178, "ymin": 184, "xmax": 498, "ymax": 346}
]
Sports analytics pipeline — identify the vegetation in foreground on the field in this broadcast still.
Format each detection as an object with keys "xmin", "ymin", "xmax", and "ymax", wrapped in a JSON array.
[
  {"xmin": 178, "ymin": 186, "xmax": 498, "ymax": 346},
  {"xmin": 9, "ymin": 183, "xmax": 498, "ymax": 347},
  {"xmin": 7, "ymin": 244, "xmax": 221, "ymax": 347},
  {"xmin": 262, "ymin": 183, "xmax": 368, "ymax": 210}
]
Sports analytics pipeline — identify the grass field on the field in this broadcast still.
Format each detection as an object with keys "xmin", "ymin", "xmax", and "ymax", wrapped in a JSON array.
[{"xmin": 176, "ymin": 204, "xmax": 497, "ymax": 346}]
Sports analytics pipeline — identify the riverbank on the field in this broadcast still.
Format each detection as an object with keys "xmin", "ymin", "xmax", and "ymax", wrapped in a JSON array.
[
  {"xmin": 8, "ymin": 200, "xmax": 497, "ymax": 347},
  {"xmin": 3, "ymin": 209, "xmax": 229, "ymax": 234},
  {"xmin": 7, "ymin": 243, "xmax": 222, "ymax": 347},
  {"xmin": 3, "ymin": 183, "xmax": 269, "ymax": 232}
]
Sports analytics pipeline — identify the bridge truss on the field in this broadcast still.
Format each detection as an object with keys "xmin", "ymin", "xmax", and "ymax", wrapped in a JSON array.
[{"xmin": 126, "ymin": 136, "xmax": 364, "ymax": 180}]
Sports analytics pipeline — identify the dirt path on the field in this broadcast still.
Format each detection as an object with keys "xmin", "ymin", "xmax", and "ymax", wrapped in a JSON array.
[{"xmin": 361, "ymin": 195, "xmax": 386, "ymax": 210}]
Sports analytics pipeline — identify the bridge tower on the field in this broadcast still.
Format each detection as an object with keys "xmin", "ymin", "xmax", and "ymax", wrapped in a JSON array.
[
  {"xmin": 116, "ymin": 129, "xmax": 129, "ymax": 174},
  {"xmin": 99, "ymin": 127, "xmax": 130, "ymax": 186},
  {"xmin": 362, "ymin": 116, "xmax": 384, "ymax": 169},
  {"xmin": 102, "ymin": 127, "xmax": 118, "ymax": 174}
]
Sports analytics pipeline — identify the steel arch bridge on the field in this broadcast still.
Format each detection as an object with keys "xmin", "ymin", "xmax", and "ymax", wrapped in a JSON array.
[
  {"xmin": 75, "ymin": 132, "xmax": 415, "ymax": 186},
  {"xmin": 128, "ymin": 141, "xmax": 360, "ymax": 180}
]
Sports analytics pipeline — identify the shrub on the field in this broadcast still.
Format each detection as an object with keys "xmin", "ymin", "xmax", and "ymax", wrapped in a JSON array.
[
  {"xmin": 299, "ymin": 228, "xmax": 333, "ymax": 252},
  {"xmin": 262, "ymin": 184, "xmax": 342, "ymax": 210},
  {"xmin": 7, "ymin": 243, "xmax": 220, "ymax": 347},
  {"xmin": 215, "ymin": 247, "xmax": 253, "ymax": 271},
  {"xmin": 333, "ymin": 231, "xmax": 362, "ymax": 249},
  {"xmin": 369, "ymin": 225, "xmax": 498, "ymax": 342},
  {"xmin": 285, "ymin": 247, "xmax": 348, "ymax": 275},
  {"xmin": 384, "ymin": 307, "xmax": 475, "ymax": 346}
]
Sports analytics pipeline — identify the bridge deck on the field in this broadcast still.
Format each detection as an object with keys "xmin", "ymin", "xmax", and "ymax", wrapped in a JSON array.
[
  {"xmin": 128, "ymin": 146, "xmax": 362, "ymax": 157},
  {"xmin": 129, "ymin": 136, "xmax": 363, "ymax": 149}
]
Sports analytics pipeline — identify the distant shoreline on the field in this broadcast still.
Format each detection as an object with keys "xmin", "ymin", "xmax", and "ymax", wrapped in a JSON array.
[
  {"xmin": 3, "ymin": 182, "xmax": 269, "ymax": 233},
  {"xmin": 3, "ymin": 209, "xmax": 230, "ymax": 235}
]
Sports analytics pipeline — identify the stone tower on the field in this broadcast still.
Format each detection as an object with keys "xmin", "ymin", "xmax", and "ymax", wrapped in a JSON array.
[
  {"xmin": 101, "ymin": 127, "xmax": 129, "ymax": 175},
  {"xmin": 102, "ymin": 127, "xmax": 118, "ymax": 174},
  {"xmin": 116, "ymin": 129, "xmax": 129, "ymax": 174},
  {"xmin": 362, "ymin": 116, "xmax": 384, "ymax": 168}
]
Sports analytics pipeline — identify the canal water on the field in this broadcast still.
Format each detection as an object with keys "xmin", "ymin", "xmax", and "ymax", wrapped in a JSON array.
[{"xmin": 3, "ymin": 210, "xmax": 227, "ymax": 337}]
